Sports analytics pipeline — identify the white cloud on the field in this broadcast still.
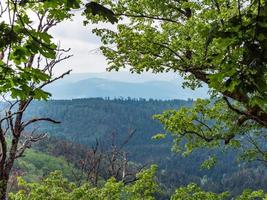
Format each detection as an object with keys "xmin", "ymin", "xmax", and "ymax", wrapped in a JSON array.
[{"xmin": 49, "ymin": 14, "xmax": 113, "ymax": 75}]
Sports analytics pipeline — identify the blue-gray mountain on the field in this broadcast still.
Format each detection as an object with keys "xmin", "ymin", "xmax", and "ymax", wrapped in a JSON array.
[{"xmin": 46, "ymin": 72, "xmax": 208, "ymax": 100}]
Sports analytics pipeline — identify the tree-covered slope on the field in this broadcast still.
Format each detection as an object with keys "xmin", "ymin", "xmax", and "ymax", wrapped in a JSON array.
[
  {"xmin": 21, "ymin": 98, "xmax": 267, "ymax": 196},
  {"xmin": 24, "ymin": 98, "xmax": 191, "ymax": 148},
  {"xmin": 13, "ymin": 149, "xmax": 75, "ymax": 183}
]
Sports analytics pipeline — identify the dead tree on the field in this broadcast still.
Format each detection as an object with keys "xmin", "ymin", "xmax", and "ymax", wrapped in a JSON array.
[
  {"xmin": 71, "ymin": 129, "xmax": 146, "ymax": 185},
  {"xmin": 43, "ymin": 129, "xmax": 146, "ymax": 186}
]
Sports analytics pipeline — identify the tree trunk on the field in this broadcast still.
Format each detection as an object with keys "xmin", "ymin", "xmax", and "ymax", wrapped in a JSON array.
[{"xmin": 0, "ymin": 174, "xmax": 8, "ymax": 200}]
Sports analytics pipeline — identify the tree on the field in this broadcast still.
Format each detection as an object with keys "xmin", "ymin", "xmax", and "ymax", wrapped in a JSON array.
[
  {"xmin": 9, "ymin": 165, "xmax": 159, "ymax": 200},
  {"xmin": 10, "ymin": 168, "xmax": 266, "ymax": 200},
  {"xmin": 45, "ymin": 130, "xmax": 145, "ymax": 187},
  {"xmin": 171, "ymin": 183, "xmax": 229, "ymax": 200},
  {"xmin": 0, "ymin": 1, "xmax": 116, "ymax": 199},
  {"xmin": 86, "ymin": 0, "xmax": 267, "ymax": 163}
]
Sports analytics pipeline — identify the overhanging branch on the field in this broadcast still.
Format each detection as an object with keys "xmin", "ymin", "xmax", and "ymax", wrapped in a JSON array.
[{"xmin": 21, "ymin": 117, "xmax": 60, "ymax": 130}]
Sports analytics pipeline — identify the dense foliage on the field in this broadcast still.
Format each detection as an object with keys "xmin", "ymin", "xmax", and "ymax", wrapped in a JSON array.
[
  {"xmin": 10, "ymin": 165, "xmax": 159, "ymax": 200},
  {"xmin": 9, "ymin": 166, "xmax": 267, "ymax": 200}
]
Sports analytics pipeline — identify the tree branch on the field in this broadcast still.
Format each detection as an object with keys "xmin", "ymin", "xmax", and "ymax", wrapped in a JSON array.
[
  {"xmin": 21, "ymin": 117, "xmax": 60, "ymax": 130},
  {"xmin": 38, "ymin": 69, "xmax": 72, "ymax": 89},
  {"xmin": 116, "ymin": 13, "xmax": 180, "ymax": 24},
  {"xmin": 15, "ymin": 133, "xmax": 47, "ymax": 159}
]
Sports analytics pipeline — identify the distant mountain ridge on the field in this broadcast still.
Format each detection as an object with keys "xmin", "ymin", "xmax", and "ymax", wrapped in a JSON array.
[
  {"xmin": 53, "ymin": 71, "xmax": 180, "ymax": 83},
  {"xmin": 46, "ymin": 72, "xmax": 209, "ymax": 100}
]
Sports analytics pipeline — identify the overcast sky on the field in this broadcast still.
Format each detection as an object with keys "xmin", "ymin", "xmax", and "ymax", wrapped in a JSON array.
[
  {"xmin": 48, "ymin": 13, "xmax": 184, "ymax": 83},
  {"xmin": 50, "ymin": 14, "xmax": 116, "ymax": 75}
]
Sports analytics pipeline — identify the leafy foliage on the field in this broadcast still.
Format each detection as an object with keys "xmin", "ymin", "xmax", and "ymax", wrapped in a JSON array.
[
  {"xmin": 154, "ymin": 98, "xmax": 259, "ymax": 157},
  {"xmin": 236, "ymin": 189, "xmax": 267, "ymax": 200},
  {"xmin": 171, "ymin": 183, "xmax": 229, "ymax": 200},
  {"xmin": 89, "ymin": 0, "xmax": 267, "ymax": 114},
  {"xmin": 9, "ymin": 165, "xmax": 159, "ymax": 200},
  {"xmin": 10, "ymin": 165, "xmax": 265, "ymax": 200}
]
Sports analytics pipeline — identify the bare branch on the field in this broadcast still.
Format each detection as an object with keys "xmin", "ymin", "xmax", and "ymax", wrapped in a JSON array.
[
  {"xmin": 223, "ymin": 96, "xmax": 246, "ymax": 116},
  {"xmin": 21, "ymin": 117, "xmax": 60, "ymax": 130},
  {"xmin": 194, "ymin": 119, "xmax": 213, "ymax": 132},
  {"xmin": 152, "ymin": 42, "xmax": 185, "ymax": 62},
  {"xmin": 42, "ymin": 54, "xmax": 73, "ymax": 74},
  {"xmin": 118, "ymin": 129, "xmax": 136, "ymax": 152},
  {"xmin": 0, "ymin": 98, "xmax": 33, "ymax": 125},
  {"xmin": 38, "ymin": 69, "xmax": 72, "ymax": 89},
  {"xmin": 182, "ymin": 130, "xmax": 213, "ymax": 143},
  {"xmin": 15, "ymin": 133, "xmax": 47, "ymax": 159}
]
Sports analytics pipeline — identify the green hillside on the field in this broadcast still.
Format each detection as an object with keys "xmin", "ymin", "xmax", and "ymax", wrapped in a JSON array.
[{"xmin": 14, "ymin": 149, "xmax": 75, "ymax": 183}]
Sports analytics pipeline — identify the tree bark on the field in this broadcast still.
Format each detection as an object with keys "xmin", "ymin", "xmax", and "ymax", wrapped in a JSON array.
[{"xmin": 0, "ymin": 174, "xmax": 8, "ymax": 200}]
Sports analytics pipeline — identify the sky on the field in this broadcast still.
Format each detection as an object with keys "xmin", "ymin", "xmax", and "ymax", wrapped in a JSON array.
[
  {"xmin": 1, "ymin": 4, "xmax": 108, "ymax": 74},
  {"xmin": 49, "ymin": 13, "xmax": 184, "ymax": 83},
  {"xmin": 0, "ymin": 5, "xmax": 186, "ymax": 81},
  {"xmin": 50, "ymin": 13, "xmax": 116, "ymax": 75}
]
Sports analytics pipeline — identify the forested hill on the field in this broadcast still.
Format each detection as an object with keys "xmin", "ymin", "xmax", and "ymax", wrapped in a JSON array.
[
  {"xmin": 25, "ymin": 98, "xmax": 192, "ymax": 150},
  {"xmin": 22, "ymin": 98, "xmax": 267, "ymax": 196}
]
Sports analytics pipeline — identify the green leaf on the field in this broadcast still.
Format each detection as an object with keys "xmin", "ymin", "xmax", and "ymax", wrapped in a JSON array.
[
  {"xmin": 152, "ymin": 133, "xmax": 166, "ymax": 140},
  {"xmin": 200, "ymin": 156, "xmax": 217, "ymax": 170}
]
